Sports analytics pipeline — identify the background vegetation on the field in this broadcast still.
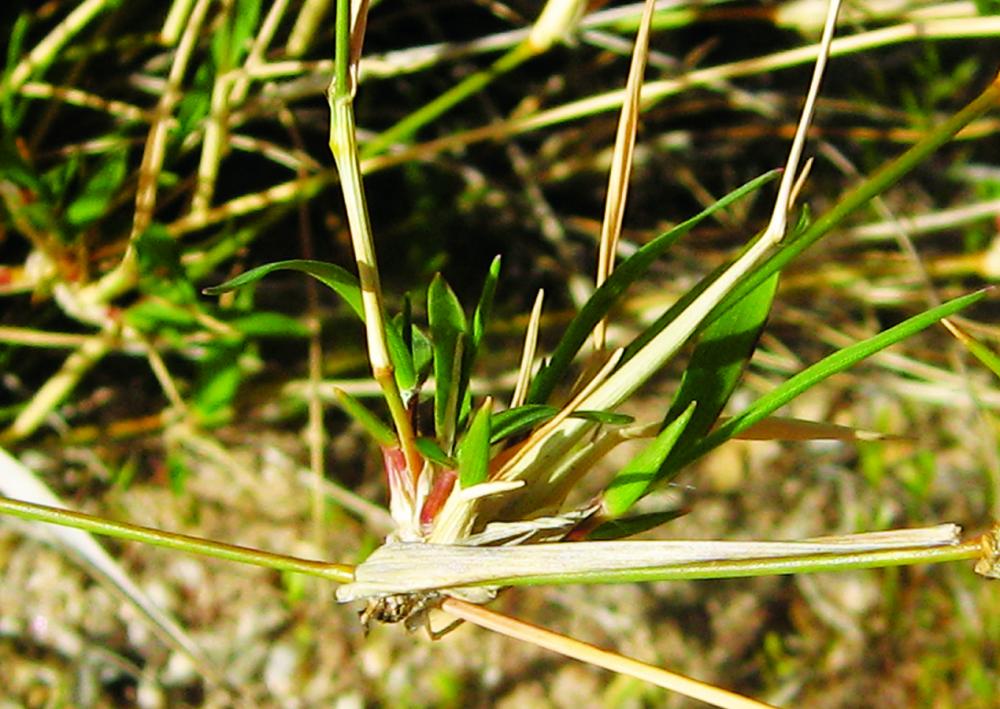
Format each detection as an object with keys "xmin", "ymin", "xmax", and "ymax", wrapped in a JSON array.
[{"xmin": 1, "ymin": 1, "xmax": 998, "ymax": 706}]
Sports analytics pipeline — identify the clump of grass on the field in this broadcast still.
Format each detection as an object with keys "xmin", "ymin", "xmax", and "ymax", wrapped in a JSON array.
[{"xmin": 1, "ymin": 1, "xmax": 999, "ymax": 706}]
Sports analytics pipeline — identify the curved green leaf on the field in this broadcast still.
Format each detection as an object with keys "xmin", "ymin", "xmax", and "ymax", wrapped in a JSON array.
[
  {"xmin": 472, "ymin": 256, "xmax": 501, "ymax": 352},
  {"xmin": 203, "ymin": 259, "xmax": 363, "ymax": 319},
  {"xmin": 675, "ymin": 289, "xmax": 989, "ymax": 472},
  {"xmin": 228, "ymin": 311, "xmax": 311, "ymax": 338},
  {"xmin": 457, "ymin": 399, "xmax": 492, "ymax": 488},
  {"xmin": 204, "ymin": 259, "xmax": 416, "ymax": 390},
  {"xmin": 333, "ymin": 387, "xmax": 396, "ymax": 446},
  {"xmin": 491, "ymin": 404, "xmax": 558, "ymax": 443},
  {"xmin": 415, "ymin": 438, "xmax": 455, "ymax": 468},
  {"xmin": 602, "ymin": 401, "xmax": 696, "ymax": 518},
  {"xmin": 651, "ymin": 272, "xmax": 779, "ymax": 487}
]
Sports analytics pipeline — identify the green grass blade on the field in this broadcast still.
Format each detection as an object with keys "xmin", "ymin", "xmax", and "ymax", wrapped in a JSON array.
[
  {"xmin": 472, "ymin": 255, "xmax": 501, "ymax": 353},
  {"xmin": 587, "ymin": 508, "xmax": 690, "ymax": 541},
  {"xmin": 333, "ymin": 387, "xmax": 397, "ymax": 446},
  {"xmin": 964, "ymin": 337, "xmax": 1000, "ymax": 379},
  {"xmin": 457, "ymin": 255, "xmax": 502, "ymax": 423},
  {"xmin": 676, "ymin": 289, "xmax": 989, "ymax": 471},
  {"xmin": 602, "ymin": 401, "xmax": 696, "ymax": 517},
  {"xmin": 527, "ymin": 170, "xmax": 779, "ymax": 405},
  {"xmin": 428, "ymin": 274, "xmax": 468, "ymax": 448},
  {"xmin": 644, "ymin": 272, "xmax": 780, "ymax": 491},
  {"xmin": 415, "ymin": 438, "xmax": 456, "ymax": 468},
  {"xmin": 203, "ymin": 259, "xmax": 363, "ymax": 318},
  {"xmin": 491, "ymin": 404, "xmax": 559, "ymax": 443},
  {"xmin": 706, "ymin": 77, "xmax": 1000, "ymax": 328},
  {"xmin": 946, "ymin": 320, "xmax": 1000, "ymax": 379},
  {"xmin": 457, "ymin": 398, "xmax": 492, "ymax": 488},
  {"xmin": 204, "ymin": 259, "xmax": 417, "ymax": 390}
]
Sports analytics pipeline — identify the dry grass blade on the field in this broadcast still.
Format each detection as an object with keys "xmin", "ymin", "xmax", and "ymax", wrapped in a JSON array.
[
  {"xmin": 592, "ymin": 0, "xmax": 656, "ymax": 351},
  {"xmin": 510, "ymin": 289, "xmax": 545, "ymax": 409},
  {"xmin": 441, "ymin": 597, "xmax": 777, "ymax": 709}
]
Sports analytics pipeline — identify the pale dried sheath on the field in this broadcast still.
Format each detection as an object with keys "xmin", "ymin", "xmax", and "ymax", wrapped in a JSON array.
[{"xmin": 338, "ymin": 525, "xmax": 961, "ymax": 601}]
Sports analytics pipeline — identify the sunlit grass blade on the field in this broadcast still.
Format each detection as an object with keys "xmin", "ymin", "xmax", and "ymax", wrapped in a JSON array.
[
  {"xmin": 461, "ymin": 255, "xmax": 501, "ymax": 419},
  {"xmin": 587, "ymin": 507, "xmax": 690, "ymax": 541},
  {"xmin": 359, "ymin": 0, "xmax": 587, "ymax": 159},
  {"xmin": 204, "ymin": 257, "xmax": 418, "ymax": 390},
  {"xmin": 608, "ymin": 272, "xmax": 779, "ymax": 507},
  {"xmin": 428, "ymin": 273, "xmax": 468, "ymax": 449},
  {"xmin": 527, "ymin": 170, "xmax": 779, "ymax": 405},
  {"xmin": 709, "ymin": 73, "xmax": 1000, "ymax": 325},
  {"xmin": 491, "ymin": 404, "xmax": 559, "ymax": 443},
  {"xmin": 601, "ymin": 402, "xmax": 696, "ymax": 518},
  {"xmin": 415, "ymin": 437, "xmax": 456, "ymax": 468},
  {"xmin": 663, "ymin": 273, "xmax": 778, "ymax": 434},
  {"xmin": 592, "ymin": 0, "xmax": 656, "ymax": 352},
  {"xmin": 669, "ymin": 289, "xmax": 989, "ymax": 474},
  {"xmin": 471, "ymin": 255, "xmax": 501, "ymax": 353},
  {"xmin": 487, "ymin": 537, "xmax": 981, "ymax": 588},
  {"xmin": 733, "ymin": 416, "xmax": 905, "ymax": 442},
  {"xmin": 510, "ymin": 289, "xmax": 544, "ymax": 409},
  {"xmin": 457, "ymin": 397, "xmax": 492, "ymax": 488}
]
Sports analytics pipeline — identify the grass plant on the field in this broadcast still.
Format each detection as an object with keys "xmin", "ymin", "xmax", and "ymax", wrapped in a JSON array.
[{"xmin": 1, "ymin": 1, "xmax": 999, "ymax": 706}]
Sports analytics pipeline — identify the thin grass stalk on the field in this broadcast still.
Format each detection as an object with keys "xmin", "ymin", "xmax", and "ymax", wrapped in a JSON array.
[
  {"xmin": 230, "ymin": 0, "xmax": 294, "ymax": 103},
  {"xmin": 0, "ymin": 0, "xmax": 216, "ymax": 443},
  {"xmin": 87, "ymin": 0, "xmax": 214, "ymax": 309},
  {"xmin": 359, "ymin": 0, "xmax": 587, "ymax": 158},
  {"xmin": 463, "ymin": 541, "xmax": 984, "ymax": 588},
  {"xmin": 161, "ymin": 0, "xmax": 196, "ymax": 46},
  {"xmin": 450, "ymin": 17, "xmax": 1000, "ymax": 141},
  {"xmin": 157, "ymin": 25, "xmax": 1000, "ymax": 240},
  {"xmin": 441, "ymin": 598, "xmax": 776, "ymax": 709},
  {"xmin": 328, "ymin": 0, "xmax": 420, "ymax": 478},
  {"xmin": 17, "ymin": 82, "xmax": 147, "ymax": 122},
  {"xmin": 0, "ymin": 495, "xmax": 355, "ymax": 583},
  {"xmin": 287, "ymin": 0, "xmax": 334, "ymax": 58},
  {"xmin": 593, "ymin": 0, "xmax": 655, "ymax": 351},
  {"xmin": 510, "ymin": 290, "xmax": 545, "ymax": 409},
  {"xmin": 360, "ymin": 41, "xmax": 536, "ymax": 159},
  {"xmin": 2, "ymin": 493, "xmax": 986, "ymax": 591},
  {"xmin": 1, "ymin": 330, "xmax": 113, "ymax": 442},
  {"xmin": 4, "ymin": 0, "xmax": 114, "ymax": 93}
]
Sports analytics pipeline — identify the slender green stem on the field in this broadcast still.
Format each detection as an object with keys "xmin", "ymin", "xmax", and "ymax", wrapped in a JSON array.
[
  {"xmin": 480, "ymin": 541, "xmax": 983, "ymax": 588},
  {"xmin": 329, "ymin": 0, "xmax": 421, "ymax": 478},
  {"xmin": 0, "ymin": 496, "xmax": 355, "ymax": 584},
  {"xmin": 332, "ymin": 0, "xmax": 350, "ymax": 99}
]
